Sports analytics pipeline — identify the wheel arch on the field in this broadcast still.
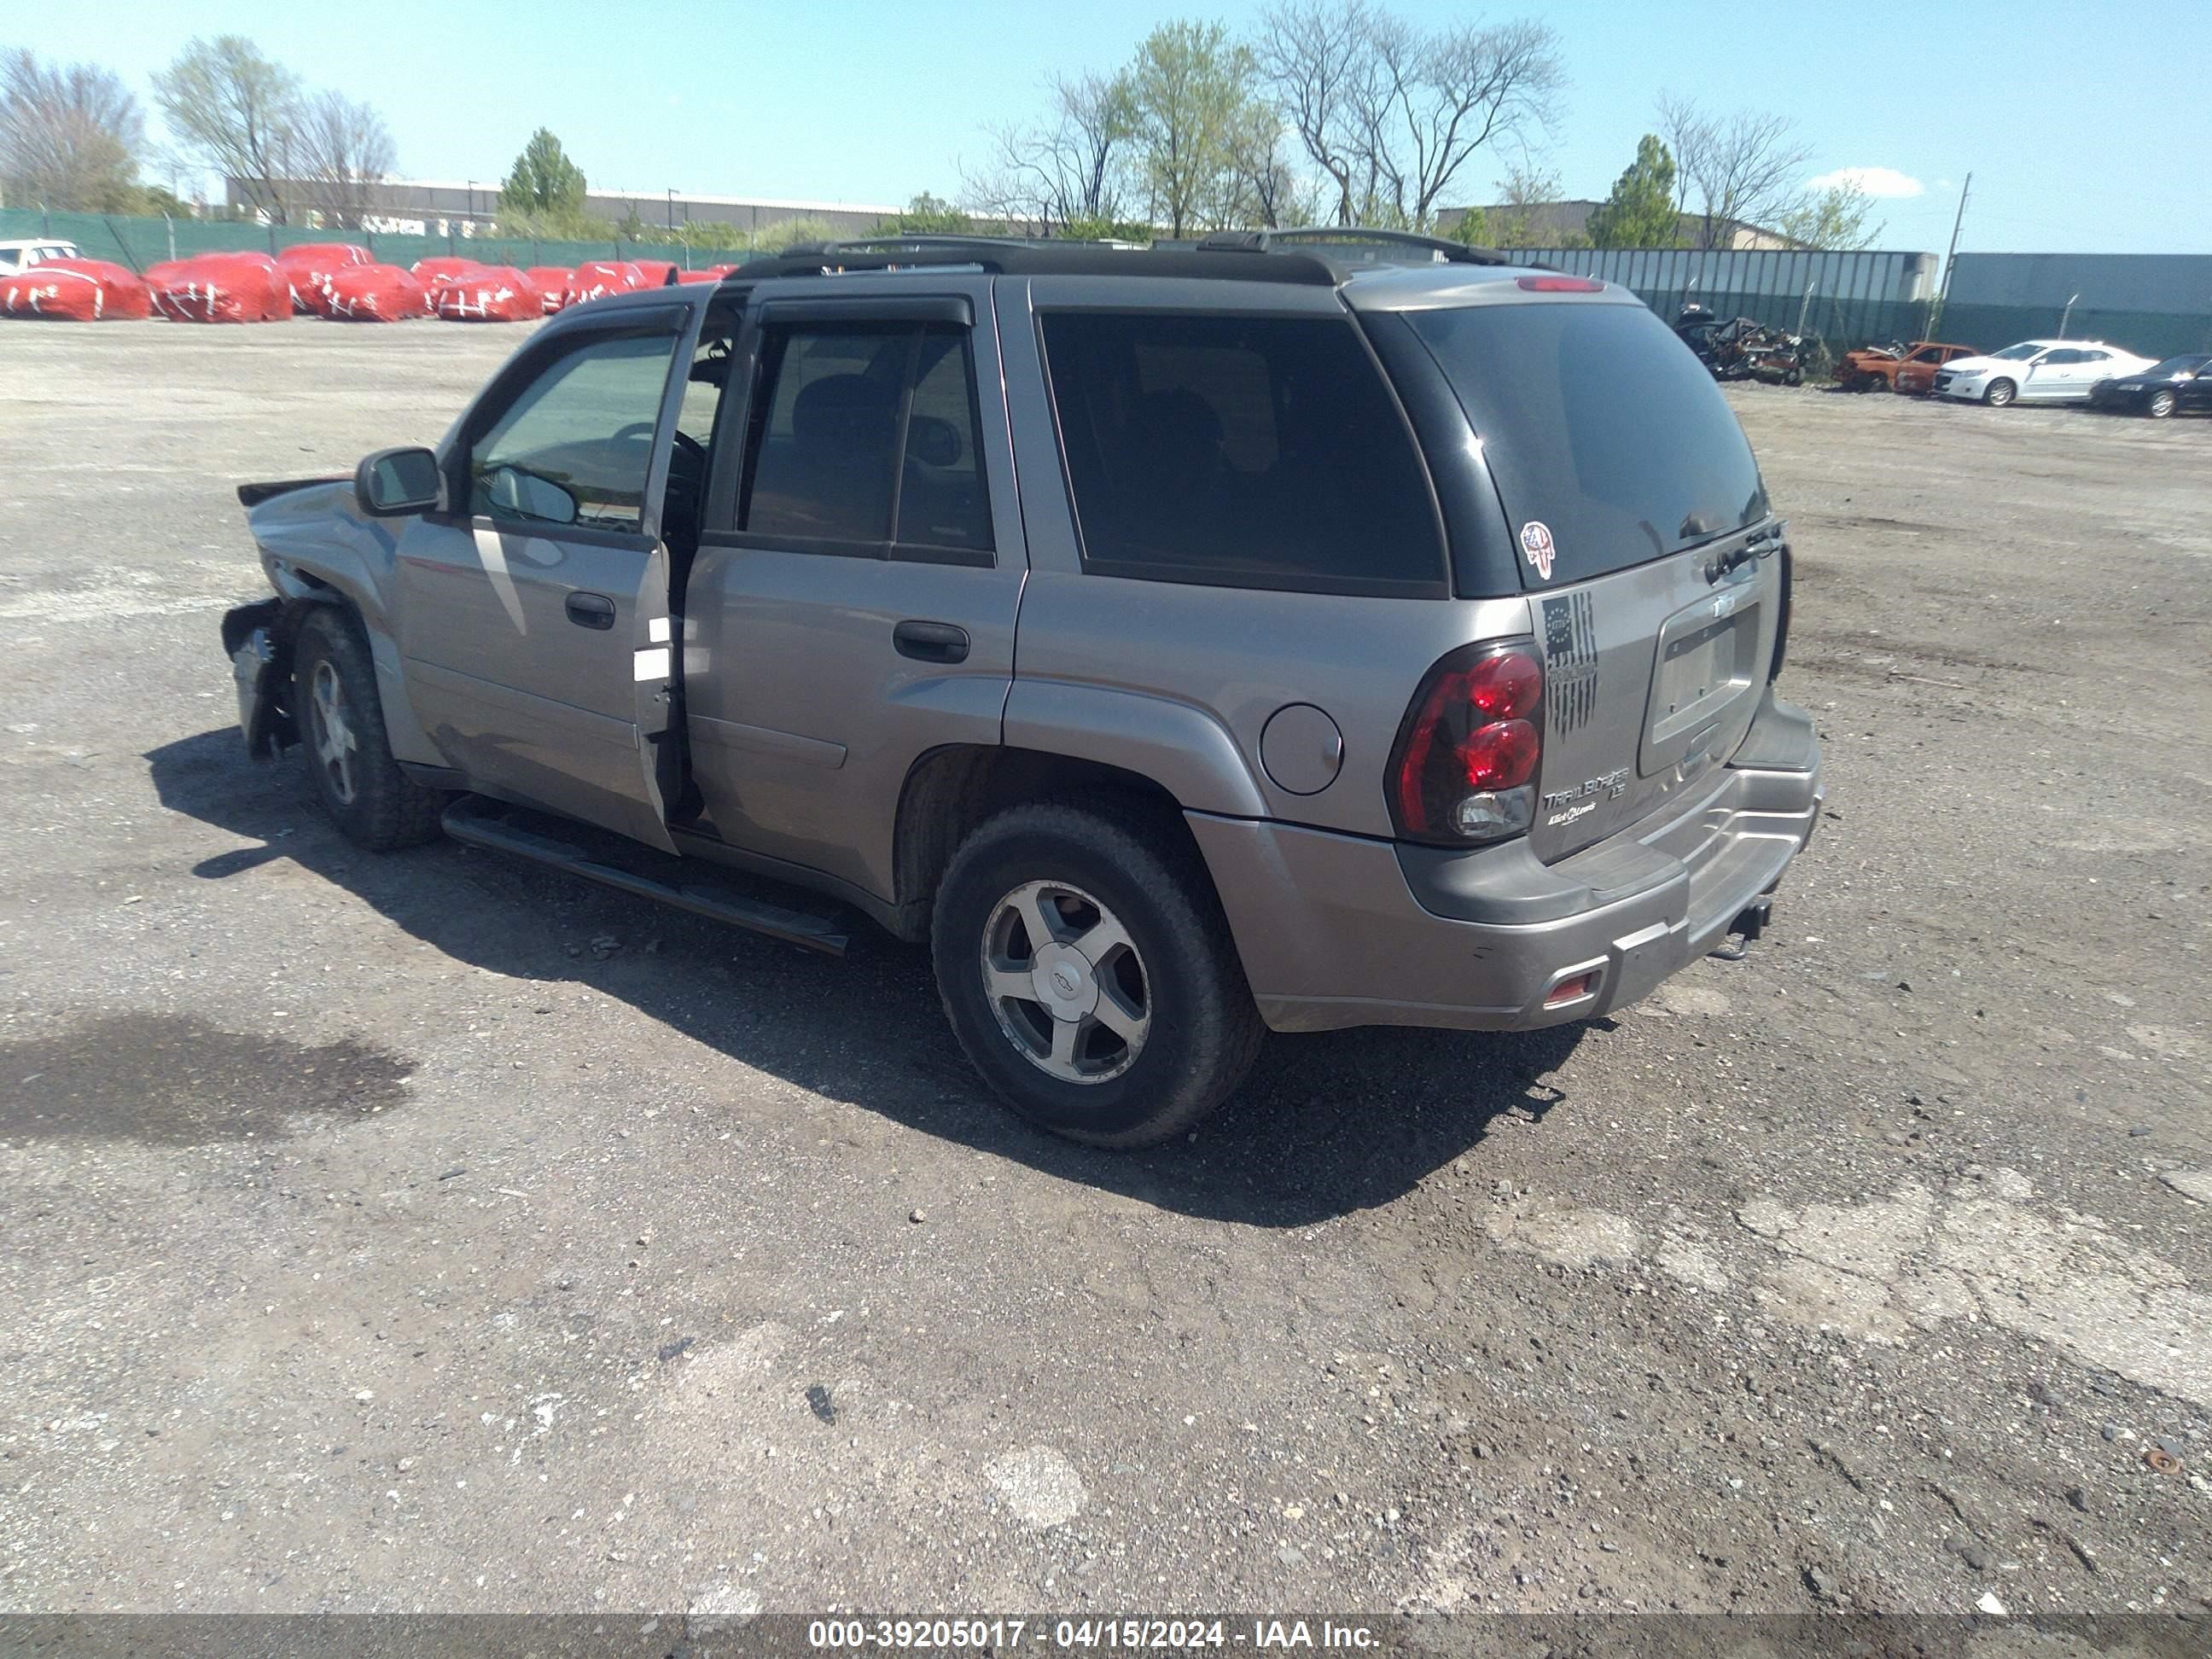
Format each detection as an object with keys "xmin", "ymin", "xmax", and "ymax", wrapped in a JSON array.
[
  {"xmin": 888, "ymin": 744, "xmax": 1212, "ymax": 943},
  {"xmin": 267, "ymin": 572, "xmax": 443, "ymax": 768}
]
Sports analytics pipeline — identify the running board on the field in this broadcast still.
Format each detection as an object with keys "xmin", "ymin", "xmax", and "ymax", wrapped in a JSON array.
[{"xmin": 441, "ymin": 796, "xmax": 849, "ymax": 958}]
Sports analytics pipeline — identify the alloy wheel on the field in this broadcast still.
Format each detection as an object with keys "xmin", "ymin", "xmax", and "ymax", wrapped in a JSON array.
[
  {"xmin": 980, "ymin": 879, "xmax": 1150, "ymax": 1084},
  {"xmin": 308, "ymin": 659, "xmax": 359, "ymax": 806}
]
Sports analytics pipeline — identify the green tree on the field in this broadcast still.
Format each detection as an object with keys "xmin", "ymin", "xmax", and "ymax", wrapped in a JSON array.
[
  {"xmin": 1442, "ymin": 206, "xmax": 1488, "ymax": 245},
  {"xmin": 1126, "ymin": 21, "xmax": 1261, "ymax": 238},
  {"xmin": 151, "ymin": 37, "xmax": 300, "ymax": 221},
  {"xmin": 1586, "ymin": 135, "xmax": 1679, "ymax": 248},
  {"xmin": 1778, "ymin": 182, "xmax": 1880, "ymax": 250},
  {"xmin": 877, "ymin": 192, "xmax": 975, "ymax": 235},
  {"xmin": 500, "ymin": 128, "xmax": 586, "ymax": 218}
]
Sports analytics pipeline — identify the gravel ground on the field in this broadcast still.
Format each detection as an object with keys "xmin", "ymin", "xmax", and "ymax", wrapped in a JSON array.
[{"xmin": 0, "ymin": 322, "xmax": 2207, "ymax": 1620}]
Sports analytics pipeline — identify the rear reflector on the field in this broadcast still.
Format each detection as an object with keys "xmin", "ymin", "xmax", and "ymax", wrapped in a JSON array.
[
  {"xmin": 1516, "ymin": 275, "xmax": 1605, "ymax": 293},
  {"xmin": 1544, "ymin": 972, "xmax": 1596, "ymax": 1008}
]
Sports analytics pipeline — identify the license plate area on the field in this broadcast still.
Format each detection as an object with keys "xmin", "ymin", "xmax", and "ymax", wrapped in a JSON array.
[{"xmin": 1641, "ymin": 591, "xmax": 1761, "ymax": 776}]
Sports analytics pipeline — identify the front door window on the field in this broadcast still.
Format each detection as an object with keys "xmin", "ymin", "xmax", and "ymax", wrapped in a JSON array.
[{"xmin": 469, "ymin": 333, "xmax": 680, "ymax": 533}]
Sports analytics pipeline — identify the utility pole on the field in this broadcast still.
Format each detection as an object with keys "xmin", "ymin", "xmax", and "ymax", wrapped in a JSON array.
[
  {"xmin": 1930, "ymin": 172, "xmax": 1971, "ymax": 337},
  {"xmin": 667, "ymin": 188, "xmax": 676, "ymax": 231}
]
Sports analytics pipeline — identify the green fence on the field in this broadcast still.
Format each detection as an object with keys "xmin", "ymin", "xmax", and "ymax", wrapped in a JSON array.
[
  {"xmin": 1933, "ymin": 301, "xmax": 2212, "ymax": 362},
  {"xmin": 0, "ymin": 207, "xmax": 765, "ymax": 274}
]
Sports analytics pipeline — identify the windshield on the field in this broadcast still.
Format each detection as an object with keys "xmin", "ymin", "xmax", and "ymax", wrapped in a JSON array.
[
  {"xmin": 1404, "ymin": 300, "xmax": 1767, "ymax": 587},
  {"xmin": 1992, "ymin": 343, "xmax": 2046, "ymax": 362},
  {"xmin": 2145, "ymin": 356, "xmax": 2209, "ymax": 376}
]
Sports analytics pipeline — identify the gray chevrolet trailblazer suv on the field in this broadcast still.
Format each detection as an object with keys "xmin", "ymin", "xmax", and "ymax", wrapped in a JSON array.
[{"xmin": 223, "ymin": 230, "xmax": 1823, "ymax": 1146}]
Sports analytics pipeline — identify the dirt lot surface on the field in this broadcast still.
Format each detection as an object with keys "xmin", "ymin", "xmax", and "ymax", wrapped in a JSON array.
[{"xmin": 1, "ymin": 322, "xmax": 2207, "ymax": 1621}]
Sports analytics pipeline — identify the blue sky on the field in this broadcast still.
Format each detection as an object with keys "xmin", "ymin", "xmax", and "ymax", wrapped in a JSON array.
[{"xmin": 15, "ymin": 0, "xmax": 2210, "ymax": 253}]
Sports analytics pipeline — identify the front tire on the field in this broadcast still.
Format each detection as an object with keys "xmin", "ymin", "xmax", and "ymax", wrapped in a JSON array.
[
  {"xmin": 1983, "ymin": 377, "xmax": 2017, "ymax": 407},
  {"xmin": 2146, "ymin": 388, "xmax": 2177, "ymax": 419},
  {"xmin": 931, "ymin": 800, "xmax": 1263, "ymax": 1147},
  {"xmin": 292, "ymin": 607, "xmax": 445, "ymax": 850}
]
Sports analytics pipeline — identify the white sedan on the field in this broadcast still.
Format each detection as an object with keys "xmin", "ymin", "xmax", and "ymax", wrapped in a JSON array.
[
  {"xmin": 1932, "ymin": 340, "xmax": 2157, "ymax": 406},
  {"xmin": 0, "ymin": 238, "xmax": 80, "ymax": 276}
]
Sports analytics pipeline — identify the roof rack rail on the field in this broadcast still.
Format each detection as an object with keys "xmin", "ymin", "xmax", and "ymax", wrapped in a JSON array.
[
  {"xmin": 720, "ymin": 236, "xmax": 1342, "ymax": 288},
  {"xmin": 1197, "ymin": 227, "xmax": 1511, "ymax": 267}
]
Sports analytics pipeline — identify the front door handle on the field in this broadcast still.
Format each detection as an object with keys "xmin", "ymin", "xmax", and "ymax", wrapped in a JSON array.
[
  {"xmin": 893, "ymin": 620, "xmax": 969, "ymax": 664},
  {"xmin": 565, "ymin": 591, "xmax": 616, "ymax": 631}
]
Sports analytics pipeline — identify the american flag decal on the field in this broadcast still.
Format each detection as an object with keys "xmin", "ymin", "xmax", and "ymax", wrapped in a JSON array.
[{"xmin": 1541, "ymin": 592, "xmax": 1599, "ymax": 734}]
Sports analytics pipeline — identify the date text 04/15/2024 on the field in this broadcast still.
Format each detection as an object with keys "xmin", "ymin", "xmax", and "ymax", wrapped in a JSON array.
[{"xmin": 806, "ymin": 1619, "xmax": 1380, "ymax": 1650}]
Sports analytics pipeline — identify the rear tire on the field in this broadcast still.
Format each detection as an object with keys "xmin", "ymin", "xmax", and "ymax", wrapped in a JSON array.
[
  {"xmin": 930, "ymin": 800, "xmax": 1263, "ymax": 1148},
  {"xmin": 292, "ymin": 607, "xmax": 445, "ymax": 851},
  {"xmin": 2146, "ymin": 388, "xmax": 2177, "ymax": 419},
  {"xmin": 1983, "ymin": 377, "xmax": 2017, "ymax": 407}
]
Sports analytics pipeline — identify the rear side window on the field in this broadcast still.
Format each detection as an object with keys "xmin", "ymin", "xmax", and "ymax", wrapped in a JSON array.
[
  {"xmin": 1405, "ymin": 302, "xmax": 1768, "ymax": 588},
  {"xmin": 739, "ymin": 323, "xmax": 992, "ymax": 560},
  {"xmin": 1040, "ymin": 311, "xmax": 1446, "ymax": 597}
]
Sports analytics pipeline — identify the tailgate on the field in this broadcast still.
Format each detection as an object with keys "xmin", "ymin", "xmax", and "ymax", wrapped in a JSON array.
[{"xmin": 1528, "ymin": 525, "xmax": 1782, "ymax": 862}]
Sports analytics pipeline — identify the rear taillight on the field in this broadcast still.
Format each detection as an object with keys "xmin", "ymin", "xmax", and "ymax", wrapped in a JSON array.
[{"xmin": 1388, "ymin": 642, "xmax": 1545, "ymax": 844}]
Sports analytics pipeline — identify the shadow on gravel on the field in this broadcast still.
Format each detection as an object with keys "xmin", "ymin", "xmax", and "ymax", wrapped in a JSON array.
[{"xmin": 148, "ymin": 727, "xmax": 1586, "ymax": 1227}]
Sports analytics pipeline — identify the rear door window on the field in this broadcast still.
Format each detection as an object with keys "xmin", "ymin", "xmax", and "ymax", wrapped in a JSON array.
[
  {"xmin": 1039, "ymin": 311, "xmax": 1446, "ymax": 597},
  {"xmin": 1404, "ymin": 301, "xmax": 1768, "ymax": 589},
  {"xmin": 738, "ymin": 322, "xmax": 993, "ymax": 561}
]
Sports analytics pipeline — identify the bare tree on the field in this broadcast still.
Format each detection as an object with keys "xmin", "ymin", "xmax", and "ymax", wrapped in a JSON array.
[
  {"xmin": 152, "ymin": 36, "xmax": 300, "ymax": 221},
  {"xmin": 1253, "ymin": 0, "xmax": 1371, "ymax": 224},
  {"xmin": 1654, "ymin": 91, "xmax": 1708, "ymax": 218},
  {"xmin": 0, "ymin": 49, "xmax": 145, "ymax": 212},
  {"xmin": 1257, "ymin": 2, "xmax": 1563, "ymax": 231},
  {"xmin": 1220, "ymin": 102, "xmax": 1305, "ymax": 229},
  {"xmin": 963, "ymin": 71, "xmax": 1135, "ymax": 231},
  {"xmin": 292, "ymin": 90, "xmax": 393, "ymax": 229},
  {"xmin": 1657, "ymin": 93, "xmax": 1812, "ymax": 248}
]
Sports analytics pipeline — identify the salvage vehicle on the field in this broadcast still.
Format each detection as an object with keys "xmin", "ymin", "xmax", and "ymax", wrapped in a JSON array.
[
  {"xmin": 224, "ymin": 230, "xmax": 1823, "ymax": 1146},
  {"xmin": 1837, "ymin": 341, "xmax": 1977, "ymax": 394},
  {"xmin": 1674, "ymin": 305, "xmax": 1806, "ymax": 384},
  {"xmin": 1933, "ymin": 339, "xmax": 2156, "ymax": 405},
  {"xmin": 2088, "ymin": 353, "xmax": 2212, "ymax": 418}
]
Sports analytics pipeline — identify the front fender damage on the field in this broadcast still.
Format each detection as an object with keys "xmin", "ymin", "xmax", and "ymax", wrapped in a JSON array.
[{"xmin": 224, "ymin": 595, "xmax": 329, "ymax": 760}]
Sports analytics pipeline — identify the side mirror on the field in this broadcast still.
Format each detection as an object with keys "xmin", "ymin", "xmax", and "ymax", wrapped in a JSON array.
[
  {"xmin": 480, "ymin": 464, "xmax": 579, "ymax": 526},
  {"xmin": 356, "ymin": 446, "xmax": 442, "ymax": 516}
]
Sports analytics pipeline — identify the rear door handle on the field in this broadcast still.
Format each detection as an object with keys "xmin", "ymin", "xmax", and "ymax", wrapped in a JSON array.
[
  {"xmin": 565, "ymin": 591, "xmax": 616, "ymax": 631},
  {"xmin": 893, "ymin": 620, "xmax": 969, "ymax": 663}
]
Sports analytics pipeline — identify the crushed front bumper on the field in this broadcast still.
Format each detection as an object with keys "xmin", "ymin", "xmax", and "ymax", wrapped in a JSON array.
[
  {"xmin": 223, "ymin": 597, "xmax": 289, "ymax": 758},
  {"xmin": 1194, "ymin": 690, "xmax": 1824, "ymax": 1034}
]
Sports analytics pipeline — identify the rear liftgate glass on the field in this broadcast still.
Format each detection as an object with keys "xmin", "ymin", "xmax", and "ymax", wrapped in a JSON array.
[{"xmin": 1388, "ymin": 295, "xmax": 1780, "ymax": 862}]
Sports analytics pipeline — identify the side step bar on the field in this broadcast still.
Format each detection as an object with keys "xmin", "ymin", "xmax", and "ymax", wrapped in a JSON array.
[{"xmin": 441, "ymin": 796, "xmax": 849, "ymax": 958}]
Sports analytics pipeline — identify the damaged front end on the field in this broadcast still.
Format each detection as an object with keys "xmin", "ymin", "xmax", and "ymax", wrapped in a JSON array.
[{"xmin": 223, "ymin": 596, "xmax": 295, "ymax": 759}]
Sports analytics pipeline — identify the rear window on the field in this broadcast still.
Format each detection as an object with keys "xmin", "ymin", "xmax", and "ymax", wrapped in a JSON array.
[
  {"xmin": 1405, "ymin": 301, "xmax": 1768, "ymax": 588},
  {"xmin": 1040, "ymin": 311, "xmax": 1446, "ymax": 597}
]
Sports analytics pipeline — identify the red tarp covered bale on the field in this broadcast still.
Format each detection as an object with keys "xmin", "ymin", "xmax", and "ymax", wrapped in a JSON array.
[
  {"xmin": 525, "ymin": 267, "xmax": 573, "ymax": 312},
  {"xmin": 674, "ymin": 269, "xmax": 719, "ymax": 284},
  {"xmin": 628, "ymin": 259, "xmax": 679, "ymax": 288},
  {"xmin": 145, "ymin": 254, "xmax": 290, "ymax": 323},
  {"xmin": 428, "ymin": 265, "xmax": 543, "ymax": 322},
  {"xmin": 0, "ymin": 258, "xmax": 152, "ymax": 321},
  {"xmin": 276, "ymin": 242, "xmax": 371, "ymax": 314},
  {"xmin": 323, "ymin": 264, "xmax": 428, "ymax": 323},
  {"xmin": 564, "ymin": 261, "xmax": 644, "ymax": 307}
]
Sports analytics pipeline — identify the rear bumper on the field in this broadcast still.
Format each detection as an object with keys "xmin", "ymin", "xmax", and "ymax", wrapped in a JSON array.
[{"xmin": 1193, "ymin": 690, "xmax": 1824, "ymax": 1034}]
